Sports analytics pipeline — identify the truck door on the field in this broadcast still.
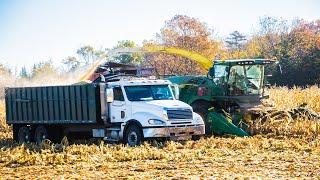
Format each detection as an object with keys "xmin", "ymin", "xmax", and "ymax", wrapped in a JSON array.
[{"xmin": 110, "ymin": 86, "xmax": 126, "ymax": 122}]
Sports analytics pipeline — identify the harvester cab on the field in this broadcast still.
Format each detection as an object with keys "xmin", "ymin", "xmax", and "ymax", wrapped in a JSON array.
[{"xmin": 208, "ymin": 59, "xmax": 275, "ymax": 110}]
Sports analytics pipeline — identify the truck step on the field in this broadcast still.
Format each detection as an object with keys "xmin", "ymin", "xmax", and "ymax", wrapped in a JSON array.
[
  {"xmin": 106, "ymin": 128, "xmax": 121, "ymax": 131},
  {"xmin": 103, "ymin": 137, "xmax": 120, "ymax": 142}
]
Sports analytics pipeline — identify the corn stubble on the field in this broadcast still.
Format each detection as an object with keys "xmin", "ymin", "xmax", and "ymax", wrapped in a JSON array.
[{"xmin": 0, "ymin": 86, "xmax": 319, "ymax": 178}]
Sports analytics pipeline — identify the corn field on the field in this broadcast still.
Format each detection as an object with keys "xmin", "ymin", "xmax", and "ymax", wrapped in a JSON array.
[{"xmin": 0, "ymin": 86, "xmax": 320, "ymax": 178}]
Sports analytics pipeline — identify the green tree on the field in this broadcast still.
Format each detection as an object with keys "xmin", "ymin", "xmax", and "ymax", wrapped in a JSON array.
[
  {"xmin": 112, "ymin": 40, "xmax": 142, "ymax": 64},
  {"xmin": 77, "ymin": 45, "xmax": 95, "ymax": 64},
  {"xmin": 62, "ymin": 56, "xmax": 80, "ymax": 72},
  {"xmin": 94, "ymin": 49, "xmax": 107, "ymax": 61},
  {"xmin": 19, "ymin": 66, "xmax": 28, "ymax": 78},
  {"xmin": 225, "ymin": 31, "xmax": 247, "ymax": 51}
]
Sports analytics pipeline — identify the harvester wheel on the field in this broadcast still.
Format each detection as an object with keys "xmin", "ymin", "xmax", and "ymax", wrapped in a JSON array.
[
  {"xmin": 18, "ymin": 126, "xmax": 31, "ymax": 144},
  {"xmin": 191, "ymin": 101, "xmax": 212, "ymax": 134},
  {"xmin": 34, "ymin": 126, "xmax": 48, "ymax": 144}
]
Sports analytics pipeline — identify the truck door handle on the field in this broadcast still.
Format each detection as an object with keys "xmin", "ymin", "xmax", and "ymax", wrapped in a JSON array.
[{"xmin": 121, "ymin": 111, "xmax": 125, "ymax": 119}]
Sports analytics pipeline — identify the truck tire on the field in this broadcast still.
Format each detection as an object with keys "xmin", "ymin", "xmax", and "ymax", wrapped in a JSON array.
[
  {"xmin": 34, "ymin": 126, "xmax": 48, "ymax": 144},
  {"xmin": 125, "ymin": 125, "xmax": 143, "ymax": 147},
  {"xmin": 18, "ymin": 126, "xmax": 31, "ymax": 144}
]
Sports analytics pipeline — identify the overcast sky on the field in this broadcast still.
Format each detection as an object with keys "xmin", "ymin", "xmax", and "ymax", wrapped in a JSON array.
[{"xmin": 0, "ymin": 0, "xmax": 319, "ymax": 70}]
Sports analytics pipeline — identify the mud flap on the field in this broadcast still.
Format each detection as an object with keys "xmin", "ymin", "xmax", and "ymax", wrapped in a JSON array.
[{"xmin": 207, "ymin": 111, "xmax": 249, "ymax": 137}]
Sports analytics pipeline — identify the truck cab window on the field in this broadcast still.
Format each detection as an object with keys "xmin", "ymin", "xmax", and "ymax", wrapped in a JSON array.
[{"xmin": 113, "ymin": 87, "xmax": 124, "ymax": 101}]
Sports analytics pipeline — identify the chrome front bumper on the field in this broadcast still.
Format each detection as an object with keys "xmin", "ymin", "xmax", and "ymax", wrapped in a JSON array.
[{"xmin": 143, "ymin": 125, "xmax": 205, "ymax": 139}]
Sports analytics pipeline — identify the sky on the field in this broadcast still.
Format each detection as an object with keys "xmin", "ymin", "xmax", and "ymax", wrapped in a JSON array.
[{"xmin": 0, "ymin": 0, "xmax": 319, "ymax": 71}]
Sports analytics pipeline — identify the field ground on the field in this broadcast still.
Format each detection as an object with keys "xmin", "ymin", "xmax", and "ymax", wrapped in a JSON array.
[
  {"xmin": 0, "ymin": 136, "xmax": 319, "ymax": 179},
  {"xmin": 0, "ymin": 86, "xmax": 320, "ymax": 179}
]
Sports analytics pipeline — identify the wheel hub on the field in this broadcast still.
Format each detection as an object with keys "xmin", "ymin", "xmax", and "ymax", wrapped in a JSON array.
[{"xmin": 128, "ymin": 132, "xmax": 138, "ymax": 146}]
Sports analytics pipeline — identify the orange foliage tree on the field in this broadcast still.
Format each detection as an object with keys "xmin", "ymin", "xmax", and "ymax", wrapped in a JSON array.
[{"xmin": 143, "ymin": 15, "xmax": 223, "ymax": 76}]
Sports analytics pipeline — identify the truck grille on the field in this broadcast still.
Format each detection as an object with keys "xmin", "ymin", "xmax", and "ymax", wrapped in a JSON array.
[{"xmin": 167, "ymin": 109, "xmax": 193, "ymax": 120}]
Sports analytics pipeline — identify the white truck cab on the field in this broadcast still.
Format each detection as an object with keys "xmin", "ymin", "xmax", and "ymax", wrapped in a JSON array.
[{"xmin": 100, "ymin": 77, "xmax": 205, "ymax": 146}]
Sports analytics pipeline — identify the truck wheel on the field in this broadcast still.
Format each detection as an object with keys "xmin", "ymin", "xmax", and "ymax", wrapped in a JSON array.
[
  {"xmin": 125, "ymin": 125, "xmax": 143, "ymax": 147},
  {"xmin": 34, "ymin": 126, "xmax": 48, "ymax": 144},
  {"xmin": 18, "ymin": 126, "xmax": 31, "ymax": 144}
]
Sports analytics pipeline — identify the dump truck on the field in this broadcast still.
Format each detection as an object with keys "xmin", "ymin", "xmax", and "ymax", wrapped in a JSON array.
[{"xmin": 5, "ymin": 76, "xmax": 205, "ymax": 146}]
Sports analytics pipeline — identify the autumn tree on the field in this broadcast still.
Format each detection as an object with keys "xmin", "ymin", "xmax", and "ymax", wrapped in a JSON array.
[
  {"xmin": 246, "ymin": 17, "xmax": 320, "ymax": 85},
  {"xmin": 31, "ymin": 60, "xmax": 57, "ymax": 78},
  {"xmin": 256, "ymin": 16, "xmax": 289, "ymax": 59},
  {"xmin": 0, "ymin": 63, "xmax": 11, "ymax": 76},
  {"xmin": 0, "ymin": 63, "xmax": 13, "ymax": 99},
  {"xmin": 283, "ymin": 20, "xmax": 320, "ymax": 85},
  {"xmin": 143, "ymin": 15, "xmax": 222, "ymax": 76}
]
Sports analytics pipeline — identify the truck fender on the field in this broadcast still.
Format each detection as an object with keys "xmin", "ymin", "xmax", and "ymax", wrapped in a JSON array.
[
  {"xmin": 127, "ymin": 112, "xmax": 164, "ymax": 127},
  {"xmin": 193, "ymin": 112, "xmax": 205, "ymax": 125},
  {"xmin": 123, "ymin": 112, "xmax": 165, "ymax": 137}
]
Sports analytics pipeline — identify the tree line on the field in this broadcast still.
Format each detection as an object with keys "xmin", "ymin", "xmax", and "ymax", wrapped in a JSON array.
[{"xmin": 1, "ymin": 15, "xmax": 319, "ymax": 86}]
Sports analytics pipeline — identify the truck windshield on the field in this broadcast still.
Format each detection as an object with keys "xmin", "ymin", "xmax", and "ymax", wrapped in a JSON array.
[
  {"xmin": 124, "ymin": 85, "xmax": 174, "ymax": 101},
  {"xmin": 228, "ymin": 65, "xmax": 263, "ymax": 95}
]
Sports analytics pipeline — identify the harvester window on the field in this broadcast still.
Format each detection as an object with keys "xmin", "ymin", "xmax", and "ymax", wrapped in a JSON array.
[
  {"xmin": 213, "ymin": 65, "xmax": 228, "ymax": 87},
  {"xmin": 228, "ymin": 65, "xmax": 263, "ymax": 95},
  {"xmin": 246, "ymin": 65, "xmax": 263, "ymax": 91}
]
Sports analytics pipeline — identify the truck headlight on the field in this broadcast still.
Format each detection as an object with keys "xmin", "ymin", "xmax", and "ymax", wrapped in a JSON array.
[{"xmin": 148, "ymin": 119, "xmax": 166, "ymax": 125}]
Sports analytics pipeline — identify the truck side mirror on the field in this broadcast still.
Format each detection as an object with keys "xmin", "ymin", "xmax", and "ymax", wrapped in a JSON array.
[
  {"xmin": 171, "ymin": 84, "xmax": 180, "ymax": 100},
  {"xmin": 100, "ymin": 74, "xmax": 106, "ymax": 82},
  {"xmin": 106, "ymin": 88, "xmax": 114, "ymax": 103},
  {"xmin": 275, "ymin": 61, "xmax": 283, "ymax": 74},
  {"xmin": 278, "ymin": 64, "xmax": 283, "ymax": 74}
]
